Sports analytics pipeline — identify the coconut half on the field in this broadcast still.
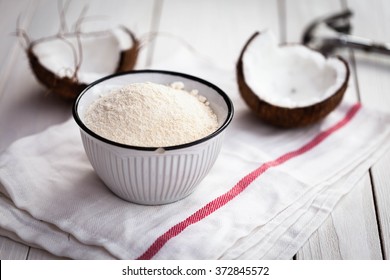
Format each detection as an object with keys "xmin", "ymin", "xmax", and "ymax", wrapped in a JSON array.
[
  {"xmin": 27, "ymin": 26, "xmax": 139, "ymax": 100},
  {"xmin": 237, "ymin": 31, "xmax": 350, "ymax": 127}
]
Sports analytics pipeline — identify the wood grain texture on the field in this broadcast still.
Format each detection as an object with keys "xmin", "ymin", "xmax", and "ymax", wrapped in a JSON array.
[
  {"xmin": 331, "ymin": 175, "xmax": 382, "ymax": 259},
  {"xmin": 0, "ymin": 0, "xmax": 157, "ymax": 152},
  {"xmin": 27, "ymin": 247, "xmax": 69, "ymax": 260},
  {"xmin": 295, "ymin": 218, "xmax": 343, "ymax": 259},
  {"xmin": 0, "ymin": 0, "xmax": 389, "ymax": 260},
  {"xmin": 0, "ymin": 0, "xmax": 35, "ymax": 99},
  {"xmin": 0, "ymin": 236, "xmax": 29, "ymax": 260},
  {"xmin": 370, "ymin": 153, "xmax": 390, "ymax": 259},
  {"xmin": 284, "ymin": 0, "xmax": 383, "ymax": 259},
  {"xmin": 0, "ymin": 0, "xmax": 37, "ymax": 260},
  {"xmin": 0, "ymin": 0, "xmax": 157, "ymax": 259},
  {"xmin": 345, "ymin": 0, "xmax": 390, "ymax": 260},
  {"xmin": 152, "ymin": 0, "xmax": 280, "ymax": 69}
]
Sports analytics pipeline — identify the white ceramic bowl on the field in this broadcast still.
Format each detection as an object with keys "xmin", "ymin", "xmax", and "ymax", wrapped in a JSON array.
[{"xmin": 73, "ymin": 70, "xmax": 234, "ymax": 205}]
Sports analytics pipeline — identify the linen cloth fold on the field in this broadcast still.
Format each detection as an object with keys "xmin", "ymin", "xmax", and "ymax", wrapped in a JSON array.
[{"xmin": 1, "ymin": 50, "xmax": 390, "ymax": 259}]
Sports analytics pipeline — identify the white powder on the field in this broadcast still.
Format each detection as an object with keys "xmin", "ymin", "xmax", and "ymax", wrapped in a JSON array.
[{"xmin": 84, "ymin": 82, "xmax": 219, "ymax": 147}]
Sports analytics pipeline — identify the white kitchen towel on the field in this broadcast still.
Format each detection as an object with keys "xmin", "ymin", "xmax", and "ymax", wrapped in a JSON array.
[{"xmin": 1, "ymin": 50, "xmax": 390, "ymax": 259}]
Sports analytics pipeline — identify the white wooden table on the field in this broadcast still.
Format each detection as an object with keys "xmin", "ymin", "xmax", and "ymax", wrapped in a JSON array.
[{"xmin": 1, "ymin": 0, "xmax": 389, "ymax": 260}]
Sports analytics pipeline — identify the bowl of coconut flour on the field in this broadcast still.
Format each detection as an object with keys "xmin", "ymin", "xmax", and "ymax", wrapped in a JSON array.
[{"xmin": 73, "ymin": 70, "xmax": 234, "ymax": 205}]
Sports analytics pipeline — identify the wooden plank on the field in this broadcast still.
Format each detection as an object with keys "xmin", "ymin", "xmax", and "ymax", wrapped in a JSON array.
[
  {"xmin": 295, "ymin": 219, "xmax": 342, "ymax": 259},
  {"xmin": 370, "ymin": 153, "xmax": 390, "ymax": 259},
  {"xmin": 0, "ymin": 0, "xmax": 157, "ymax": 259},
  {"xmin": 0, "ymin": 0, "xmax": 156, "ymax": 151},
  {"xmin": 0, "ymin": 0, "xmax": 34, "ymax": 69},
  {"xmin": 345, "ymin": 0, "xmax": 390, "ymax": 260},
  {"xmin": 152, "ymin": 0, "xmax": 280, "ymax": 69},
  {"xmin": 283, "ymin": 0, "xmax": 343, "ymax": 43},
  {"xmin": 0, "ymin": 0, "xmax": 75, "ymax": 150},
  {"xmin": 284, "ymin": 0, "xmax": 382, "ymax": 259},
  {"xmin": 70, "ymin": 0, "xmax": 158, "ymax": 68},
  {"xmin": 27, "ymin": 247, "xmax": 69, "ymax": 260},
  {"xmin": 0, "ymin": 0, "xmax": 37, "ymax": 262},
  {"xmin": 0, "ymin": 0, "xmax": 35, "ymax": 98},
  {"xmin": 0, "ymin": 236, "xmax": 29, "ymax": 260},
  {"xmin": 331, "ymin": 175, "xmax": 382, "ymax": 259},
  {"xmin": 295, "ymin": 177, "xmax": 382, "ymax": 260}
]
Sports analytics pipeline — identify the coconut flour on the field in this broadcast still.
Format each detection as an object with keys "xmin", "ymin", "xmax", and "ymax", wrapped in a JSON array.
[{"xmin": 84, "ymin": 82, "xmax": 218, "ymax": 147}]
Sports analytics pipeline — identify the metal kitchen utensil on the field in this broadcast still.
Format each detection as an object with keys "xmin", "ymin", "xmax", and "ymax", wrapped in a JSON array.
[{"xmin": 302, "ymin": 9, "xmax": 390, "ymax": 56}]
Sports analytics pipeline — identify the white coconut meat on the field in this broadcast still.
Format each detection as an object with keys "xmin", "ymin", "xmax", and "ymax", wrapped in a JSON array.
[
  {"xmin": 32, "ymin": 27, "xmax": 133, "ymax": 84},
  {"xmin": 242, "ymin": 30, "xmax": 347, "ymax": 108}
]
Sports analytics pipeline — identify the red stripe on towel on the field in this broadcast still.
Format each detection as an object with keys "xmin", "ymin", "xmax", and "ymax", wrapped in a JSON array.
[{"xmin": 137, "ymin": 103, "xmax": 362, "ymax": 260}]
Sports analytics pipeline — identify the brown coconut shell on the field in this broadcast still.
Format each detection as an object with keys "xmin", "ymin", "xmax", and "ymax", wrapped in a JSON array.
[
  {"xmin": 236, "ymin": 31, "xmax": 350, "ymax": 128},
  {"xmin": 27, "ymin": 26, "xmax": 140, "ymax": 100}
]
